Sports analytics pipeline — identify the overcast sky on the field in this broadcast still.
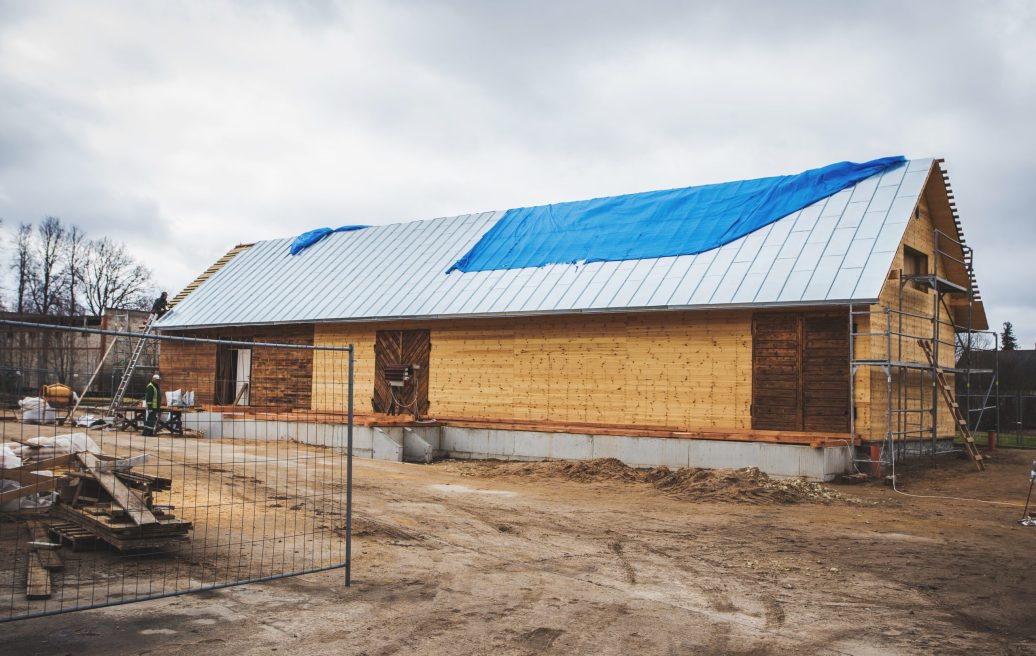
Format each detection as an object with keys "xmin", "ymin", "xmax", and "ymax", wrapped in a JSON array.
[{"xmin": 0, "ymin": 1, "xmax": 1032, "ymax": 342}]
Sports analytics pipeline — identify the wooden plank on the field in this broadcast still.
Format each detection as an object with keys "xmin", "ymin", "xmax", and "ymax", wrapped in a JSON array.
[
  {"xmin": 0, "ymin": 469, "xmax": 54, "ymax": 485},
  {"xmin": 26, "ymin": 552, "xmax": 51, "ymax": 600},
  {"xmin": 26, "ymin": 520, "xmax": 64, "ymax": 571},
  {"xmin": 76, "ymin": 453, "xmax": 158, "ymax": 525},
  {"xmin": 13, "ymin": 454, "xmax": 73, "ymax": 470},
  {"xmin": 0, "ymin": 478, "xmax": 59, "ymax": 506}
]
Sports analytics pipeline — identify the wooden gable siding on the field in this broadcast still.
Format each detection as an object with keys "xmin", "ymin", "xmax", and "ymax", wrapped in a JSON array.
[
  {"xmin": 312, "ymin": 311, "xmax": 753, "ymax": 431},
  {"xmin": 853, "ymin": 171, "xmax": 962, "ymax": 441}
]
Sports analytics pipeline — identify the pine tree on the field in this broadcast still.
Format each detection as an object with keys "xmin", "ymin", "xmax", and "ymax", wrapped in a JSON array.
[{"xmin": 1001, "ymin": 321, "xmax": 1019, "ymax": 351}]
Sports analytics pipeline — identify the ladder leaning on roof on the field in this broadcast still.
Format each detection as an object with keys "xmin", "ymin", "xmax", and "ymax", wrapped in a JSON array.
[{"xmin": 105, "ymin": 312, "xmax": 159, "ymax": 419}]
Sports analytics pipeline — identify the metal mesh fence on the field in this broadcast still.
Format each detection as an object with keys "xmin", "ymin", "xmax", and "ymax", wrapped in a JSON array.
[
  {"xmin": 0, "ymin": 320, "xmax": 353, "ymax": 622},
  {"xmin": 960, "ymin": 393, "xmax": 1036, "ymax": 448}
]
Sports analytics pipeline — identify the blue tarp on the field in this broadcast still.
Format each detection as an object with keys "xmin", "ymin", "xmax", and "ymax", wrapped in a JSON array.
[
  {"xmin": 449, "ymin": 156, "xmax": 906, "ymax": 273},
  {"xmin": 289, "ymin": 225, "xmax": 368, "ymax": 255}
]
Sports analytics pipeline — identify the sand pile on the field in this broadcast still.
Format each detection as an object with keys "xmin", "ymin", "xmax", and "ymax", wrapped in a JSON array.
[{"xmin": 456, "ymin": 458, "xmax": 847, "ymax": 504}]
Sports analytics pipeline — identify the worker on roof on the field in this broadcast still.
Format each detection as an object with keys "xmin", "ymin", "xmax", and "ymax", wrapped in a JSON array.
[
  {"xmin": 151, "ymin": 292, "xmax": 169, "ymax": 317},
  {"xmin": 143, "ymin": 373, "xmax": 161, "ymax": 436}
]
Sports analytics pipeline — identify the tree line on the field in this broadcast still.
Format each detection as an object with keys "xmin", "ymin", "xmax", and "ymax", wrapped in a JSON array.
[{"xmin": 2, "ymin": 216, "xmax": 155, "ymax": 317}]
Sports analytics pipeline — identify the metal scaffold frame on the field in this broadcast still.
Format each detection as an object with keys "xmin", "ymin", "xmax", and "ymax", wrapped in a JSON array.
[{"xmin": 849, "ymin": 224, "xmax": 998, "ymax": 473}]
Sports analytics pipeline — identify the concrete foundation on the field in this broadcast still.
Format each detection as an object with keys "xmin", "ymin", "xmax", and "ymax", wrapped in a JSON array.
[{"xmin": 182, "ymin": 413, "xmax": 852, "ymax": 481}]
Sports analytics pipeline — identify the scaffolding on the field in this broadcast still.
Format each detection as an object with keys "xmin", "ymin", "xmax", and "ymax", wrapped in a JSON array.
[{"xmin": 849, "ymin": 223, "xmax": 998, "ymax": 473}]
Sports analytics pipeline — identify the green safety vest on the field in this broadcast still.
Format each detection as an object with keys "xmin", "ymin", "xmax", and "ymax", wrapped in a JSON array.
[{"xmin": 145, "ymin": 382, "xmax": 160, "ymax": 410}]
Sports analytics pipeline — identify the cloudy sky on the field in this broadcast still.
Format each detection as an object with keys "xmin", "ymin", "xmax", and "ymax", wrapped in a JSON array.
[{"xmin": 0, "ymin": 1, "xmax": 1032, "ymax": 342}]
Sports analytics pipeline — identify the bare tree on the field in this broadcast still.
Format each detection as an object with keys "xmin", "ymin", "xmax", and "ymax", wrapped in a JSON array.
[
  {"xmin": 10, "ymin": 222, "xmax": 34, "ymax": 313},
  {"xmin": 27, "ymin": 216, "xmax": 67, "ymax": 314},
  {"xmin": 81, "ymin": 237, "xmax": 154, "ymax": 314},
  {"xmin": 64, "ymin": 225, "xmax": 87, "ymax": 316}
]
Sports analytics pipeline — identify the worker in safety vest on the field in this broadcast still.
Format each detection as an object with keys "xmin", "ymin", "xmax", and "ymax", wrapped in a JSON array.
[{"xmin": 143, "ymin": 373, "xmax": 161, "ymax": 436}]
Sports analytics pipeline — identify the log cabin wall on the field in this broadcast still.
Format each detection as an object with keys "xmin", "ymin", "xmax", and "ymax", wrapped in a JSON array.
[
  {"xmin": 158, "ymin": 325, "xmax": 314, "ymax": 408},
  {"xmin": 312, "ymin": 311, "xmax": 755, "ymax": 429},
  {"xmin": 751, "ymin": 312, "xmax": 850, "ymax": 433}
]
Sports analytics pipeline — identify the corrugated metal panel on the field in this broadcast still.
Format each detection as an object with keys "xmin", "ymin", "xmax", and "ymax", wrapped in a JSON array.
[{"xmin": 157, "ymin": 159, "xmax": 934, "ymax": 329}]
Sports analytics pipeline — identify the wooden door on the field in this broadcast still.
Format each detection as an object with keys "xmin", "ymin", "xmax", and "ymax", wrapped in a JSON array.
[
  {"xmin": 751, "ymin": 314, "xmax": 802, "ymax": 430},
  {"xmin": 373, "ymin": 330, "xmax": 431, "ymax": 415},
  {"xmin": 752, "ymin": 312, "xmax": 849, "ymax": 432},
  {"xmin": 802, "ymin": 315, "xmax": 850, "ymax": 432}
]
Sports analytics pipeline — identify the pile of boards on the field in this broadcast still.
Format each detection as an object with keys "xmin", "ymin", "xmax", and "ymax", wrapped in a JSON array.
[
  {"xmin": 52, "ymin": 451, "xmax": 192, "ymax": 551},
  {"xmin": 1, "ymin": 442, "xmax": 192, "ymax": 601}
]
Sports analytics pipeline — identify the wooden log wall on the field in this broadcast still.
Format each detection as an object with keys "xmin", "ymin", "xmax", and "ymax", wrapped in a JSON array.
[
  {"xmin": 158, "ymin": 325, "xmax": 314, "ymax": 408},
  {"xmin": 312, "ymin": 311, "xmax": 754, "ymax": 431}
]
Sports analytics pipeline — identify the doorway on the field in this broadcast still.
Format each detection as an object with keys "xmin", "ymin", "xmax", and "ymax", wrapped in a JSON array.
[{"xmin": 216, "ymin": 345, "xmax": 252, "ymax": 406}]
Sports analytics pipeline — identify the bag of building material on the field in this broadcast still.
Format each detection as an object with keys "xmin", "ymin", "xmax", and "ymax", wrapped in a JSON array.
[
  {"xmin": 165, "ymin": 389, "xmax": 195, "ymax": 407},
  {"xmin": 18, "ymin": 397, "xmax": 56, "ymax": 424},
  {"xmin": 0, "ymin": 445, "xmax": 21, "ymax": 469},
  {"xmin": 74, "ymin": 414, "xmax": 107, "ymax": 428},
  {"xmin": 0, "ymin": 472, "xmax": 56, "ymax": 512},
  {"xmin": 15, "ymin": 433, "xmax": 101, "ymax": 461}
]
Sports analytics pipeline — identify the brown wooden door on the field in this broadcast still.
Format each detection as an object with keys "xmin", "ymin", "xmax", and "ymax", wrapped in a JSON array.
[
  {"xmin": 751, "ymin": 312, "xmax": 849, "ymax": 432},
  {"xmin": 751, "ymin": 313, "xmax": 802, "ymax": 430},
  {"xmin": 373, "ymin": 330, "xmax": 431, "ymax": 416},
  {"xmin": 802, "ymin": 315, "xmax": 850, "ymax": 432}
]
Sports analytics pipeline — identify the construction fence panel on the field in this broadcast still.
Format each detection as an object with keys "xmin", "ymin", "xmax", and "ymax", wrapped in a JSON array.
[
  {"xmin": 0, "ymin": 320, "xmax": 353, "ymax": 622},
  {"xmin": 960, "ymin": 393, "xmax": 1036, "ymax": 449}
]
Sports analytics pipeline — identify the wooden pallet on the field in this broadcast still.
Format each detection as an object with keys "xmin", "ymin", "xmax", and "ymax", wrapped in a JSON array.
[
  {"xmin": 47, "ymin": 521, "xmax": 102, "ymax": 552},
  {"xmin": 918, "ymin": 339, "xmax": 984, "ymax": 470},
  {"xmin": 52, "ymin": 504, "xmax": 191, "ymax": 551}
]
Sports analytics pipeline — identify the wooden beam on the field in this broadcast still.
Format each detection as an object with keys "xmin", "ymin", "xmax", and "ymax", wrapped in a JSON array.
[
  {"xmin": 0, "ymin": 478, "xmax": 59, "ymax": 506},
  {"xmin": 0, "ymin": 469, "xmax": 54, "ymax": 486},
  {"xmin": 76, "ymin": 453, "xmax": 157, "ymax": 525},
  {"xmin": 25, "ymin": 552, "xmax": 51, "ymax": 599},
  {"xmin": 26, "ymin": 520, "xmax": 64, "ymax": 571}
]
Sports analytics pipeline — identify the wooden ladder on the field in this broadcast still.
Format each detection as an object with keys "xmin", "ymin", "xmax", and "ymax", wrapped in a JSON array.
[{"xmin": 917, "ymin": 339, "xmax": 984, "ymax": 470}]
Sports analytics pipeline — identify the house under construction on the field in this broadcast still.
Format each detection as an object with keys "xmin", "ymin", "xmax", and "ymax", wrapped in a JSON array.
[{"xmin": 154, "ymin": 156, "xmax": 993, "ymax": 480}]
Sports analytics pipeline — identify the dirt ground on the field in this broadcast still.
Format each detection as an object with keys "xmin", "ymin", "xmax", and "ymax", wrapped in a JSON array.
[{"xmin": 1, "ymin": 430, "xmax": 1035, "ymax": 655}]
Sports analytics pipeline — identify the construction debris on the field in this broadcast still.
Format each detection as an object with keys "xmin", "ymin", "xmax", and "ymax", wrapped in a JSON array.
[{"xmin": 0, "ymin": 435, "xmax": 193, "ymax": 600}]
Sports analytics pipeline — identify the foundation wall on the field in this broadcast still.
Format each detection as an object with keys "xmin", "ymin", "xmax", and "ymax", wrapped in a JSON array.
[{"xmin": 179, "ymin": 413, "xmax": 852, "ymax": 481}]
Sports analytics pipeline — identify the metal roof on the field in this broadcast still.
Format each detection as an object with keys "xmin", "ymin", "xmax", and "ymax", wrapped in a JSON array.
[{"xmin": 157, "ymin": 158, "xmax": 934, "ymax": 329}]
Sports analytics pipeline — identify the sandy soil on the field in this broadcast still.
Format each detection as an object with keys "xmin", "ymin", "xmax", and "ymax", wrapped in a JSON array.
[{"xmin": 1, "ymin": 427, "xmax": 1034, "ymax": 655}]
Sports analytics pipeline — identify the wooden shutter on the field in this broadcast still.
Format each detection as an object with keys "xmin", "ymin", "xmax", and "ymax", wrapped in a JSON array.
[{"xmin": 373, "ymin": 330, "xmax": 431, "ymax": 415}]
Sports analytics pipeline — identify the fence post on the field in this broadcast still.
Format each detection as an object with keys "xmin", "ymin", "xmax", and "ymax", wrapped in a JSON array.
[{"xmin": 345, "ymin": 345, "xmax": 354, "ymax": 587}]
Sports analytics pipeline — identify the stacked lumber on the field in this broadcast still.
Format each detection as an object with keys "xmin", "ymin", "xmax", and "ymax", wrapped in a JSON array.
[{"xmin": 52, "ymin": 452, "xmax": 192, "ymax": 551}]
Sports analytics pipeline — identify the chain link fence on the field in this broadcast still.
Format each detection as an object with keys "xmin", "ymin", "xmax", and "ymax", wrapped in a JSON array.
[{"xmin": 0, "ymin": 320, "xmax": 354, "ymax": 622}]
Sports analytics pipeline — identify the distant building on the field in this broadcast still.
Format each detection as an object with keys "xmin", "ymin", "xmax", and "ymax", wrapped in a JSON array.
[{"xmin": 0, "ymin": 308, "xmax": 155, "ymax": 408}]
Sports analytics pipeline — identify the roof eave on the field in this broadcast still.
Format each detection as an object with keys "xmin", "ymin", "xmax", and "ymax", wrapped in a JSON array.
[{"xmin": 156, "ymin": 297, "xmax": 876, "ymax": 331}]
